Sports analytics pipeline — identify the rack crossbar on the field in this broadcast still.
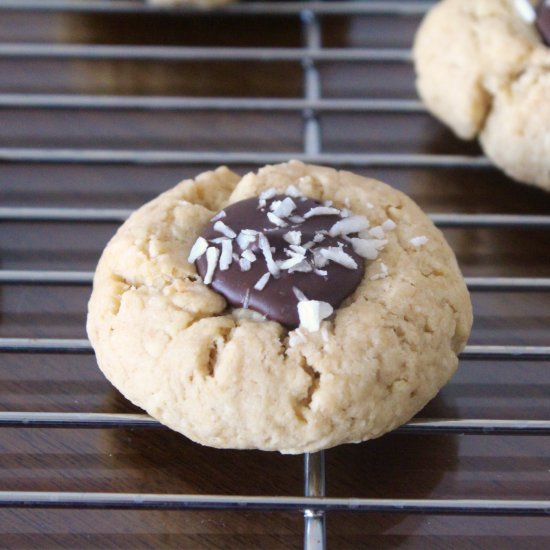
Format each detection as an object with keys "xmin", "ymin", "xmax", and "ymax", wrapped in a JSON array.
[
  {"xmin": 0, "ymin": 413, "xmax": 548, "ymax": 435},
  {"xmin": 2, "ymin": 208, "xmax": 549, "ymax": 227},
  {"xmin": 0, "ymin": 148, "xmax": 493, "ymax": 167},
  {"xmin": 1, "ymin": 271, "xmax": 550, "ymax": 292},
  {"xmin": 0, "ymin": 1, "xmax": 435, "ymax": 16}
]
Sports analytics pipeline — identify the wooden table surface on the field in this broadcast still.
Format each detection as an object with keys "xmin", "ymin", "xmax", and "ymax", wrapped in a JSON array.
[{"xmin": 0, "ymin": 2, "xmax": 549, "ymax": 549}]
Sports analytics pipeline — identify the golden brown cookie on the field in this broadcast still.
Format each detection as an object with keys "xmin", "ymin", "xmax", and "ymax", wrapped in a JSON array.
[
  {"xmin": 87, "ymin": 161, "xmax": 472, "ymax": 454},
  {"xmin": 413, "ymin": 0, "xmax": 550, "ymax": 191}
]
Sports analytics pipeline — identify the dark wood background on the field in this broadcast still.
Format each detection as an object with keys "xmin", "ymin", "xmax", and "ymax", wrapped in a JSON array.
[{"xmin": 0, "ymin": 2, "xmax": 549, "ymax": 549}]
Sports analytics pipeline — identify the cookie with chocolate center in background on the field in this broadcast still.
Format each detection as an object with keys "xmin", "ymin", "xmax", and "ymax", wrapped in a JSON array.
[
  {"xmin": 87, "ymin": 161, "xmax": 472, "ymax": 454},
  {"xmin": 413, "ymin": 0, "xmax": 550, "ymax": 192}
]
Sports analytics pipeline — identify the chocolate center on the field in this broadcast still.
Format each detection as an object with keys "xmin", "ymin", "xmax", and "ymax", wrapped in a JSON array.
[
  {"xmin": 195, "ymin": 194, "xmax": 366, "ymax": 328},
  {"xmin": 536, "ymin": 1, "xmax": 550, "ymax": 45}
]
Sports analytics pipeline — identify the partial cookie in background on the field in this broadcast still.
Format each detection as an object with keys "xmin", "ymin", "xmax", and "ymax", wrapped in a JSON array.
[
  {"xmin": 87, "ymin": 161, "xmax": 472, "ymax": 454},
  {"xmin": 413, "ymin": 0, "xmax": 550, "ymax": 191}
]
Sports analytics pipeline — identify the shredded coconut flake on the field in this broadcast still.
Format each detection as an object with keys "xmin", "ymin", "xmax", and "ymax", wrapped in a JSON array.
[
  {"xmin": 283, "ymin": 230, "xmax": 302, "ymax": 245},
  {"xmin": 289, "ymin": 215, "xmax": 305, "ymax": 224},
  {"xmin": 369, "ymin": 225, "xmax": 385, "ymax": 239},
  {"xmin": 313, "ymin": 249, "xmax": 329, "ymax": 268},
  {"xmin": 258, "ymin": 188, "xmax": 277, "ymax": 210},
  {"xmin": 304, "ymin": 206, "xmax": 342, "ymax": 219},
  {"xmin": 298, "ymin": 300, "xmax": 334, "ymax": 333},
  {"xmin": 239, "ymin": 258, "xmax": 251, "ymax": 271},
  {"xmin": 219, "ymin": 239, "xmax": 233, "ymax": 271},
  {"xmin": 241, "ymin": 249, "xmax": 256, "ymax": 262},
  {"xmin": 258, "ymin": 234, "xmax": 280, "ymax": 277},
  {"xmin": 288, "ymin": 260, "xmax": 313, "ymax": 273},
  {"xmin": 350, "ymin": 238, "xmax": 388, "ymax": 260},
  {"xmin": 213, "ymin": 220, "xmax": 237, "ymax": 239},
  {"xmin": 288, "ymin": 244, "xmax": 307, "ymax": 255},
  {"xmin": 514, "ymin": 0, "xmax": 536, "ymax": 23},
  {"xmin": 203, "ymin": 247, "xmax": 220, "ymax": 285},
  {"xmin": 210, "ymin": 210, "xmax": 226, "ymax": 222},
  {"xmin": 288, "ymin": 329, "xmax": 306, "ymax": 347},
  {"xmin": 350, "ymin": 238, "xmax": 380, "ymax": 260},
  {"xmin": 314, "ymin": 269, "xmax": 328, "ymax": 277},
  {"xmin": 370, "ymin": 262, "xmax": 389, "ymax": 281},
  {"xmin": 259, "ymin": 188, "xmax": 277, "ymax": 200},
  {"xmin": 382, "ymin": 219, "xmax": 396, "ymax": 232},
  {"xmin": 293, "ymin": 286, "xmax": 308, "ymax": 302},
  {"xmin": 267, "ymin": 212, "xmax": 288, "ymax": 227},
  {"xmin": 410, "ymin": 236, "xmax": 428, "ymax": 247},
  {"xmin": 339, "ymin": 208, "xmax": 350, "ymax": 218},
  {"xmin": 319, "ymin": 246, "xmax": 358, "ymax": 269},
  {"xmin": 254, "ymin": 272, "xmax": 271, "ymax": 291},
  {"xmin": 279, "ymin": 254, "xmax": 306, "ymax": 270},
  {"xmin": 321, "ymin": 326, "xmax": 329, "ymax": 343},
  {"xmin": 236, "ymin": 230, "xmax": 257, "ymax": 250},
  {"xmin": 187, "ymin": 236, "xmax": 208, "ymax": 263},
  {"xmin": 329, "ymin": 215, "xmax": 370, "ymax": 237},
  {"xmin": 285, "ymin": 184, "xmax": 303, "ymax": 198},
  {"xmin": 271, "ymin": 197, "xmax": 296, "ymax": 218},
  {"xmin": 242, "ymin": 288, "xmax": 251, "ymax": 309},
  {"xmin": 270, "ymin": 199, "xmax": 282, "ymax": 211},
  {"xmin": 313, "ymin": 232, "xmax": 326, "ymax": 243}
]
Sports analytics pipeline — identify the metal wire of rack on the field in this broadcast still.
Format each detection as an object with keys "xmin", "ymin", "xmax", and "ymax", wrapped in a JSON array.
[{"xmin": 0, "ymin": 1, "xmax": 549, "ymax": 549}]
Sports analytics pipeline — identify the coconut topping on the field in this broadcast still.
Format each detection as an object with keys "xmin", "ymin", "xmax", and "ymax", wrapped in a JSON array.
[
  {"xmin": 210, "ymin": 210, "xmax": 227, "ymax": 222},
  {"xmin": 203, "ymin": 246, "xmax": 220, "ymax": 285},
  {"xmin": 370, "ymin": 261, "xmax": 389, "ymax": 281},
  {"xmin": 267, "ymin": 212, "xmax": 288, "ymax": 227},
  {"xmin": 194, "ymin": 192, "xmax": 396, "ymax": 329},
  {"xmin": 239, "ymin": 258, "xmax": 252, "ymax": 272},
  {"xmin": 254, "ymin": 272, "xmax": 271, "ymax": 291},
  {"xmin": 304, "ymin": 206, "xmax": 342, "ymax": 219},
  {"xmin": 187, "ymin": 236, "xmax": 208, "ymax": 263},
  {"xmin": 292, "ymin": 286, "xmax": 308, "ymax": 302},
  {"xmin": 260, "ymin": 188, "xmax": 277, "ymax": 200},
  {"xmin": 369, "ymin": 225, "xmax": 385, "ymax": 239},
  {"xmin": 514, "ymin": 0, "xmax": 536, "ymax": 23},
  {"xmin": 271, "ymin": 197, "xmax": 297, "ymax": 218},
  {"xmin": 236, "ymin": 229, "xmax": 257, "ymax": 250},
  {"xmin": 319, "ymin": 246, "xmax": 358, "ymax": 270},
  {"xmin": 297, "ymin": 300, "xmax": 334, "ymax": 333},
  {"xmin": 410, "ymin": 236, "xmax": 428, "ymax": 247},
  {"xmin": 283, "ymin": 230, "xmax": 302, "ymax": 245},
  {"xmin": 329, "ymin": 215, "xmax": 370, "ymax": 237},
  {"xmin": 350, "ymin": 237, "xmax": 386, "ymax": 260},
  {"xmin": 285, "ymin": 184, "xmax": 303, "ymax": 198},
  {"xmin": 219, "ymin": 239, "xmax": 233, "ymax": 271},
  {"xmin": 213, "ymin": 220, "xmax": 237, "ymax": 239},
  {"xmin": 258, "ymin": 233, "xmax": 280, "ymax": 277},
  {"xmin": 241, "ymin": 249, "xmax": 256, "ymax": 262},
  {"xmin": 382, "ymin": 219, "xmax": 396, "ymax": 232},
  {"xmin": 258, "ymin": 187, "xmax": 277, "ymax": 209}
]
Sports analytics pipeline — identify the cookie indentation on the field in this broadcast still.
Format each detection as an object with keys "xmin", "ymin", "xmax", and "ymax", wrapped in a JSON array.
[{"xmin": 194, "ymin": 194, "xmax": 367, "ymax": 328}]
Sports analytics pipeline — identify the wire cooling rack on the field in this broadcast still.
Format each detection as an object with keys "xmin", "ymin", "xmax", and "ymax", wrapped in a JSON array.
[{"xmin": 0, "ymin": 1, "xmax": 549, "ymax": 549}]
